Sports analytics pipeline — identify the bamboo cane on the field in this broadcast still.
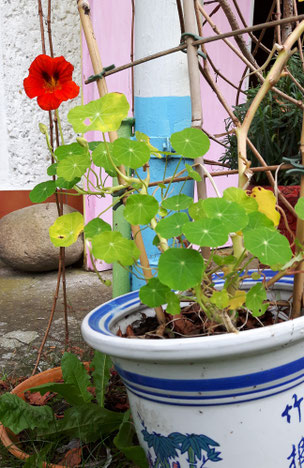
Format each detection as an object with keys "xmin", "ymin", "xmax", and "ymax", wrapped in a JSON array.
[{"xmin": 77, "ymin": 0, "xmax": 166, "ymax": 324}]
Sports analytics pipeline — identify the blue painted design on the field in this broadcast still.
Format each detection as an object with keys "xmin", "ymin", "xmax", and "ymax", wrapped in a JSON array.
[
  {"xmin": 139, "ymin": 415, "xmax": 222, "ymax": 467},
  {"xmin": 134, "ymin": 96, "xmax": 191, "ymax": 137},
  {"xmin": 281, "ymin": 392, "xmax": 304, "ymax": 424},
  {"xmin": 287, "ymin": 437, "xmax": 304, "ymax": 467}
]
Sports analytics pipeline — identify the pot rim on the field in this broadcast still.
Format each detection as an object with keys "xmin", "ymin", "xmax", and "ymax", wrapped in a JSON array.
[{"xmin": 81, "ymin": 271, "xmax": 304, "ymax": 362}]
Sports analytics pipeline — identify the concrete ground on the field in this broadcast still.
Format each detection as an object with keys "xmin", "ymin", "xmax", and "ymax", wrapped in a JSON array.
[{"xmin": 0, "ymin": 259, "xmax": 113, "ymax": 377}]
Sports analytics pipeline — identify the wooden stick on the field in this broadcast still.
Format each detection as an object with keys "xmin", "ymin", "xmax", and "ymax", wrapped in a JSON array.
[{"xmin": 77, "ymin": 0, "xmax": 166, "ymax": 324}]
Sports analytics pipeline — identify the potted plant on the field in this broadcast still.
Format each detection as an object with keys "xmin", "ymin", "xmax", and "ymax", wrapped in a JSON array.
[{"xmin": 5, "ymin": 21, "xmax": 304, "ymax": 468}]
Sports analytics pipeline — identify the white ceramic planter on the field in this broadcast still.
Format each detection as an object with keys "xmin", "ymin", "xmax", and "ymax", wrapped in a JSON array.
[{"xmin": 82, "ymin": 271, "xmax": 304, "ymax": 468}]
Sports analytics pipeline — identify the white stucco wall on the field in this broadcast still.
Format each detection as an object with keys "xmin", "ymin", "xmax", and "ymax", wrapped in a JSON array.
[{"xmin": 0, "ymin": 0, "xmax": 81, "ymax": 190}]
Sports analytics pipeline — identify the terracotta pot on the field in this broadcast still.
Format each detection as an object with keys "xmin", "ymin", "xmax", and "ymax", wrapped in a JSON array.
[{"xmin": 0, "ymin": 363, "xmax": 89, "ymax": 468}]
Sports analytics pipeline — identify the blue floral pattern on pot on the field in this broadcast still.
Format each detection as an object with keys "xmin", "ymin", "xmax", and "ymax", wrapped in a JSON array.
[{"xmin": 140, "ymin": 416, "xmax": 222, "ymax": 467}]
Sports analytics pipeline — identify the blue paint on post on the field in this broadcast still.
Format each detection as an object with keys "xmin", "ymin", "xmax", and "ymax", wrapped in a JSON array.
[{"xmin": 132, "ymin": 96, "xmax": 194, "ymax": 291}]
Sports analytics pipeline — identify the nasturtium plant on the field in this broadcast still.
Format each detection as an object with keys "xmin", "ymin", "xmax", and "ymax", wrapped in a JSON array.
[
  {"xmin": 57, "ymin": 153, "xmax": 91, "ymax": 181},
  {"xmin": 155, "ymin": 212, "xmax": 189, "ymax": 239},
  {"xmin": 249, "ymin": 186, "xmax": 280, "ymax": 226},
  {"xmin": 113, "ymin": 138, "xmax": 150, "ymax": 169},
  {"xmin": 185, "ymin": 162, "xmax": 202, "ymax": 181},
  {"xmin": 124, "ymin": 194, "xmax": 159, "ymax": 225},
  {"xmin": 161, "ymin": 194, "xmax": 193, "ymax": 211},
  {"xmin": 49, "ymin": 212, "xmax": 84, "ymax": 247},
  {"xmin": 183, "ymin": 218, "xmax": 229, "ymax": 247},
  {"xmin": 244, "ymin": 227, "xmax": 292, "ymax": 266},
  {"xmin": 84, "ymin": 218, "xmax": 112, "ymax": 240},
  {"xmin": 295, "ymin": 197, "xmax": 304, "ymax": 220},
  {"xmin": 202, "ymin": 198, "xmax": 248, "ymax": 233},
  {"xmin": 158, "ymin": 248, "xmax": 205, "ymax": 290},
  {"xmin": 68, "ymin": 93, "xmax": 129, "ymax": 133},
  {"xmin": 170, "ymin": 128, "xmax": 210, "ymax": 158},
  {"xmin": 55, "ymin": 142, "xmax": 88, "ymax": 161},
  {"xmin": 223, "ymin": 187, "xmax": 258, "ymax": 213},
  {"xmin": 91, "ymin": 142, "xmax": 118, "ymax": 176},
  {"xmin": 139, "ymin": 277, "xmax": 171, "ymax": 307},
  {"xmin": 246, "ymin": 283, "xmax": 268, "ymax": 317},
  {"xmin": 92, "ymin": 231, "xmax": 140, "ymax": 266},
  {"xmin": 30, "ymin": 180, "xmax": 56, "ymax": 203}
]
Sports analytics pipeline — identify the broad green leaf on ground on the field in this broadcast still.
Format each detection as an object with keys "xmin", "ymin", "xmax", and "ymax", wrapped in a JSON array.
[
  {"xmin": 202, "ymin": 198, "xmax": 248, "ymax": 232},
  {"xmin": 84, "ymin": 218, "xmax": 111, "ymax": 240},
  {"xmin": 165, "ymin": 290, "xmax": 181, "ymax": 315},
  {"xmin": 243, "ymin": 227, "xmax": 292, "ymax": 266},
  {"xmin": 29, "ymin": 181, "xmax": 56, "ymax": 203},
  {"xmin": 183, "ymin": 218, "xmax": 229, "ymax": 247},
  {"xmin": 113, "ymin": 138, "xmax": 150, "ymax": 169},
  {"xmin": 54, "ymin": 143, "xmax": 89, "ymax": 161},
  {"xmin": 124, "ymin": 194, "xmax": 159, "ymax": 225},
  {"xmin": 162, "ymin": 194, "xmax": 193, "ymax": 211},
  {"xmin": 61, "ymin": 352, "xmax": 92, "ymax": 404},
  {"xmin": 47, "ymin": 162, "xmax": 57, "ymax": 176},
  {"xmin": 210, "ymin": 290, "xmax": 229, "ymax": 309},
  {"xmin": 246, "ymin": 283, "xmax": 268, "ymax": 317},
  {"xmin": 139, "ymin": 277, "xmax": 171, "ymax": 307},
  {"xmin": 170, "ymin": 128, "xmax": 210, "ymax": 158},
  {"xmin": 243, "ymin": 211, "xmax": 275, "ymax": 232},
  {"xmin": 158, "ymin": 248, "xmax": 205, "ymax": 290},
  {"xmin": 188, "ymin": 199, "xmax": 206, "ymax": 220},
  {"xmin": 42, "ymin": 404, "xmax": 123, "ymax": 443},
  {"xmin": 155, "ymin": 212, "xmax": 189, "ymax": 238},
  {"xmin": 223, "ymin": 187, "xmax": 258, "ymax": 213},
  {"xmin": 249, "ymin": 186, "xmax": 280, "ymax": 226},
  {"xmin": 68, "ymin": 93, "xmax": 129, "ymax": 133},
  {"xmin": 49, "ymin": 212, "xmax": 84, "ymax": 247},
  {"xmin": 295, "ymin": 197, "xmax": 304, "ymax": 220},
  {"xmin": 91, "ymin": 142, "xmax": 118, "ymax": 176},
  {"xmin": 0, "ymin": 393, "xmax": 53, "ymax": 434},
  {"xmin": 114, "ymin": 412, "xmax": 149, "ymax": 468},
  {"xmin": 90, "ymin": 351, "xmax": 112, "ymax": 407},
  {"xmin": 92, "ymin": 231, "xmax": 140, "ymax": 265},
  {"xmin": 57, "ymin": 153, "xmax": 91, "ymax": 181},
  {"xmin": 28, "ymin": 383, "xmax": 88, "ymax": 407},
  {"xmin": 56, "ymin": 176, "xmax": 81, "ymax": 189},
  {"xmin": 185, "ymin": 162, "xmax": 202, "ymax": 181}
]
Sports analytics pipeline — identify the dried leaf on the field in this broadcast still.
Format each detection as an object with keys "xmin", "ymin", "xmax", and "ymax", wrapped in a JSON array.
[
  {"xmin": 24, "ymin": 391, "xmax": 53, "ymax": 406},
  {"xmin": 58, "ymin": 447, "xmax": 82, "ymax": 467}
]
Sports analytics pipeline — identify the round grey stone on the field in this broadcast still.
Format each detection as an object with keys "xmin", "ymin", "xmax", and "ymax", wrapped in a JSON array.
[{"xmin": 0, "ymin": 203, "xmax": 84, "ymax": 272}]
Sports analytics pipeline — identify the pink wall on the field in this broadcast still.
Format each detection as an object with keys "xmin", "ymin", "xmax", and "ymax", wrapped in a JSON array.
[{"xmin": 82, "ymin": 0, "xmax": 254, "ymax": 269}]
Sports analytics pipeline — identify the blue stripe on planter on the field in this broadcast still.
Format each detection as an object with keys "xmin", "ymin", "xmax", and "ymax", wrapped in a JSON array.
[
  {"xmin": 125, "ymin": 378, "xmax": 304, "ymax": 407},
  {"xmin": 115, "ymin": 355, "xmax": 304, "ymax": 392}
]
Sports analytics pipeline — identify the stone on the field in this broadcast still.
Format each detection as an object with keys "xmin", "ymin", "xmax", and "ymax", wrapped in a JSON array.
[{"xmin": 0, "ymin": 203, "xmax": 84, "ymax": 272}]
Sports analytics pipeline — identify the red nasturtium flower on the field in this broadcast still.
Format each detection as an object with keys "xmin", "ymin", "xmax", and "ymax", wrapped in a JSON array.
[{"xmin": 23, "ymin": 54, "xmax": 80, "ymax": 111}]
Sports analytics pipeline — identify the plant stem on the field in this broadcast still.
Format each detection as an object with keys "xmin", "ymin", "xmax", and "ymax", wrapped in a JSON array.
[{"xmin": 55, "ymin": 109, "xmax": 65, "ymax": 145}]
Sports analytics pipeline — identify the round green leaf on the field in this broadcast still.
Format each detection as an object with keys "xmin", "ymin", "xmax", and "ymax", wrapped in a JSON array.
[
  {"xmin": 68, "ymin": 93, "xmax": 130, "ymax": 134},
  {"xmin": 92, "ymin": 231, "xmax": 140, "ymax": 266},
  {"xmin": 243, "ymin": 211, "xmax": 275, "ymax": 232},
  {"xmin": 57, "ymin": 154, "xmax": 91, "ymax": 181},
  {"xmin": 55, "ymin": 143, "xmax": 89, "ymax": 161},
  {"xmin": 84, "ymin": 218, "xmax": 112, "ymax": 240},
  {"xmin": 113, "ymin": 138, "xmax": 150, "ymax": 169},
  {"xmin": 29, "ymin": 181, "xmax": 56, "ymax": 203},
  {"xmin": 162, "ymin": 194, "xmax": 193, "ymax": 211},
  {"xmin": 295, "ymin": 197, "xmax": 304, "ymax": 220},
  {"xmin": 47, "ymin": 163, "xmax": 58, "ymax": 176},
  {"xmin": 203, "ymin": 198, "xmax": 248, "ymax": 232},
  {"xmin": 183, "ymin": 218, "xmax": 229, "ymax": 247},
  {"xmin": 91, "ymin": 142, "xmax": 117, "ymax": 176},
  {"xmin": 56, "ymin": 177, "xmax": 81, "ymax": 189},
  {"xmin": 124, "ymin": 194, "xmax": 159, "ymax": 225},
  {"xmin": 170, "ymin": 128, "xmax": 210, "ymax": 158},
  {"xmin": 166, "ymin": 291, "xmax": 181, "ymax": 315},
  {"xmin": 223, "ymin": 187, "xmax": 258, "ymax": 214},
  {"xmin": 158, "ymin": 248, "xmax": 205, "ymax": 290},
  {"xmin": 139, "ymin": 278, "xmax": 171, "ymax": 307},
  {"xmin": 49, "ymin": 212, "xmax": 84, "ymax": 247},
  {"xmin": 188, "ymin": 199, "xmax": 206, "ymax": 220},
  {"xmin": 210, "ymin": 290, "xmax": 229, "ymax": 309},
  {"xmin": 243, "ymin": 227, "xmax": 292, "ymax": 266},
  {"xmin": 246, "ymin": 283, "xmax": 268, "ymax": 317},
  {"xmin": 155, "ymin": 212, "xmax": 189, "ymax": 239}
]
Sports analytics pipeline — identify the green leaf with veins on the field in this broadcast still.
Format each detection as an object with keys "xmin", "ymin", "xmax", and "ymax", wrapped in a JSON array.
[
  {"xmin": 295, "ymin": 197, "xmax": 304, "ymax": 220},
  {"xmin": 92, "ymin": 231, "xmax": 140, "ymax": 266},
  {"xmin": 223, "ymin": 187, "xmax": 258, "ymax": 213},
  {"xmin": 113, "ymin": 138, "xmax": 150, "ymax": 169},
  {"xmin": 183, "ymin": 218, "xmax": 229, "ymax": 247},
  {"xmin": 210, "ymin": 290, "xmax": 229, "ymax": 309},
  {"xmin": 243, "ymin": 211, "xmax": 275, "ymax": 232},
  {"xmin": 47, "ymin": 162, "xmax": 57, "ymax": 176},
  {"xmin": 166, "ymin": 291, "xmax": 181, "ymax": 315},
  {"xmin": 246, "ymin": 283, "xmax": 268, "ymax": 317},
  {"xmin": 68, "ymin": 93, "xmax": 129, "ymax": 133},
  {"xmin": 84, "ymin": 218, "xmax": 111, "ymax": 240},
  {"xmin": 49, "ymin": 212, "xmax": 84, "ymax": 247},
  {"xmin": 139, "ymin": 277, "xmax": 171, "ymax": 307},
  {"xmin": 170, "ymin": 128, "xmax": 210, "ymax": 158},
  {"xmin": 55, "ymin": 142, "xmax": 89, "ymax": 161},
  {"xmin": 56, "ymin": 176, "xmax": 81, "ymax": 189},
  {"xmin": 155, "ymin": 212, "xmax": 189, "ymax": 239},
  {"xmin": 158, "ymin": 248, "xmax": 205, "ymax": 290},
  {"xmin": 91, "ymin": 351, "xmax": 112, "ymax": 407},
  {"xmin": 202, "ymin": 198, "xmax": 248, "ymax": 232},
  {"xmin": 124, "ymin": 194, "xmax": 159, "ymax": 224},
  {"xmin": 162, "ymin": 194, "xmax": 193, "ymax": 211},
  {"xmin": 188, "ymin": 199, "xmax": 206, "ymax": 220},
  {"xmin": 57, "ymin": 154, "xmax": 91, "ymax": 181},
  {"xmin": 91, "ymin": 142, "xmax": 118, "ymax": 176},
  {"xmin": 244, "ymin": 227, "xmax": 292, "ymax": 266},
  {"xmin": 29, "ymin": 181, "xmax": 56, "ymax": 203},
  {"xmin": 185, "ymin": 162, "xmax": 202, "ymax": 181}
]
